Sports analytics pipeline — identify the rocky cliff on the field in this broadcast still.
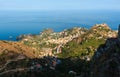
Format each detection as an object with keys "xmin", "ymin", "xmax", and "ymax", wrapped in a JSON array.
[{"xmin": 91, "ymin": 25, "xmax": 120, "ymax": 77}]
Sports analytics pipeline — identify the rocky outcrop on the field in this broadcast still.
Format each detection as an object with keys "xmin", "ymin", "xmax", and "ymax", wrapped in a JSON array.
[
  {"xmin": 118, "ymin": 24, "xmax": 120, "ymax": 40},
  {"xmin": 91, "ymin": 25, "xmax": 120, "ymax": 77}
]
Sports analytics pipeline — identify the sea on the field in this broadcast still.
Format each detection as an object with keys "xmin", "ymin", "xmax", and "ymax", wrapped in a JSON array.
[{"xmin": 0, "ymin": 10, "xmax": 120, "ymax": 41}]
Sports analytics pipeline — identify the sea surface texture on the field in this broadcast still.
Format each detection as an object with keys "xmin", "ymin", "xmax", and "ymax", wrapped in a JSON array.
[{"xmin": 0, "ymin": 10, "xmax": 120, "ymax": 40}]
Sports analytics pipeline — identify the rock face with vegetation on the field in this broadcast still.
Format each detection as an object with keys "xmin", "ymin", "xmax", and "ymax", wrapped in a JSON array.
[
  {"xmin": 90, "ymin": 25, "xmax": 120, "ymax": 77},
  {"xmin": 0, "ymin": 23, "xmax": 119, "ymax": 77}
]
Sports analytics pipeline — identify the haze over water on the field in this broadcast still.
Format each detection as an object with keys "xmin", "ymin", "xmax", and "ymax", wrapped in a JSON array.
[
  {"xmin": 0, "ymin": 10, "xmax": 120, "ymax": 40},
  {"xmin": 0, "ymin": 0, "xmax": 120, "ymax": 40}
]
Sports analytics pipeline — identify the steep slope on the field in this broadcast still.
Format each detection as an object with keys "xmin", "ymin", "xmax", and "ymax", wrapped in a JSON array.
[
  {"xmin": 0, "ymin": 41, "xmax": 43, "ymax": 76},
  {"xmin": 0, "ymin": 41, "xmax": 40, "ymax": 65},
  {"xmin": 59, "ymin": 24, "xmax": 117, "ymax": 59},
  {"xmin": 91, "ymin": 25, "xmax": 120, "ymax": 77}
]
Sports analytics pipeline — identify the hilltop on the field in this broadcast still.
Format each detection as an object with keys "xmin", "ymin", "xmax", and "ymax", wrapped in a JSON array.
[
  {"xmin": 58, "ymin": 24, "xmax": 117, "ymax": 58},
  {"xmin": 16, "ymin": 24, "xmax": 117, "ymax": 58},
  {"xmin": 17, "ymin": 27, "xmax": 88, "ymax": 56}
]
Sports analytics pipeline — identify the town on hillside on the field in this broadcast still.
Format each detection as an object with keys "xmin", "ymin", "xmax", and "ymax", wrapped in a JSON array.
[{"xmin": 0, "ymin": 24, "xmax": 120, "ymax": 77}]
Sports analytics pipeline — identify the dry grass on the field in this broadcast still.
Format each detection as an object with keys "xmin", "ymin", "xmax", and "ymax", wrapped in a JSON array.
[{"xmin": 0, "ymin": 41, "xmax": 39, "ymax": 58}]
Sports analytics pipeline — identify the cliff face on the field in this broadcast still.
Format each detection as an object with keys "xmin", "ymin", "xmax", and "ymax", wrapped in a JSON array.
[
  {"xmin": 91, "ymin": 25, "xmax": 120, "ymax": 77},
  {"xmin": 118, "ymin": 25, "xmax": 120, "ymax": 39}
]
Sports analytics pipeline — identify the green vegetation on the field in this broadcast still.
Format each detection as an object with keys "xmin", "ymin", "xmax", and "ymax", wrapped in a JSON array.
[
  {"xmin": 0, "ymin": 24, "xmax": 119, "ymax": 77},
  {"xmin": 20, "ymin": 24, "xmax": 116, "ymax": 59},
  {"xmin": 58, "ymin": 24, "xmax": 111, "ymax": 58},
  {"xmin": 58, "ymin": 37, "xmax": 105, "ymax": 58}
]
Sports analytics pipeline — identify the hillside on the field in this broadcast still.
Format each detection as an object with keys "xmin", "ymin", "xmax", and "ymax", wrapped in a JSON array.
[
  {"xmin": 17, "ymin": 27, "xmax": 88, "ymax": 56},
  {"xmin": 17, "ymin": 24, "xmax": 117, "ymax": 59},
  {"xmin": 90, "ymin": 25, "xmax": 120, "ymax": 77},
  {"xmin": 0, "ymin": 40, "xmax": 41, "ymax": 65},
  {"xmin": 0, "ymin": 23, "xmax": 118, "ymax": 77},
  {"xmin": 59, "ymin": 24, "xmax": 117, "ymax": 59}
]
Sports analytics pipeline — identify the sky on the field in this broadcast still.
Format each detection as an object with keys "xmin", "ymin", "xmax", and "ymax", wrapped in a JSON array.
[{"xmin": 0, "ymin": 0, "xmax": 119, "ymax": 10}]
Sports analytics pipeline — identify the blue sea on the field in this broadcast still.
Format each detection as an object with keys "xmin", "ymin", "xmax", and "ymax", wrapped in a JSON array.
[{"xmin": 0, "ymin": 10, "xmax": 120, "ymax": 40}]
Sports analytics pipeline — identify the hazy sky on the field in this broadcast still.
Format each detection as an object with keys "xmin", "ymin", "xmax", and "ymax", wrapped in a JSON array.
[{"xmin": 0, "ymin": 0, "xmax": 119, "ymax": 10}]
